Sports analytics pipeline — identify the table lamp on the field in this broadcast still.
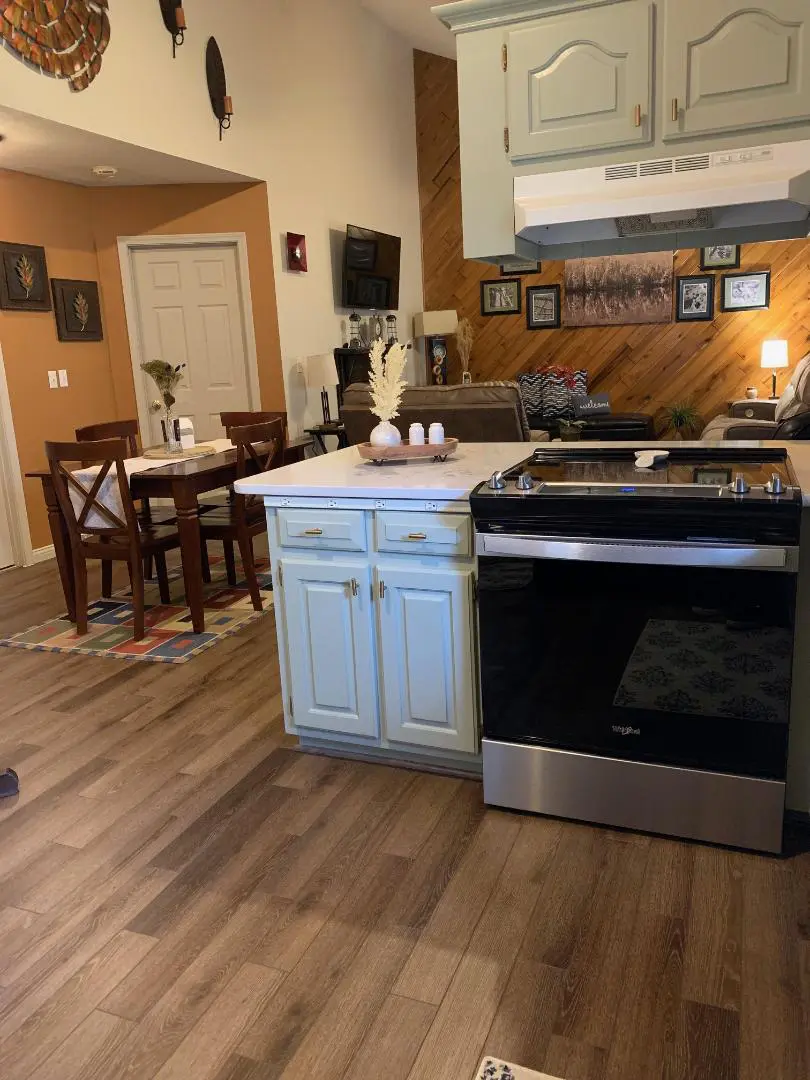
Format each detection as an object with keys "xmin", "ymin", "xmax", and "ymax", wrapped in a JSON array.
[
  {"xmin": 413, "ymin": 310, "xmax": 459, "ymax": 385},
  {"xmin": 761, "ymin": 340, "xmax": 789, "ymax": 399},
  {"xmin": 306, "ymin": 353, "xmax": 340, "ymax": 424}
]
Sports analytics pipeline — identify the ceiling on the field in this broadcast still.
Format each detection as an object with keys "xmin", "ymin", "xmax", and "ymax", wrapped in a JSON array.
[
  {"xmin": 361, "ymin": 0, "xmax": 456, "ymax": 59},
  {"xmin": 0, "ymin": 107, "xmax": 255, "ymax": 187}
]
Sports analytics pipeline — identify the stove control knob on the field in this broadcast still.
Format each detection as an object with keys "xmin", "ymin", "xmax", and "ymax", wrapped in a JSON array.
[
  {"xmin": 515, "ymin": 471, "xmax": 535, "ymax": 491},
  {"xmin": 487, "ymin": 471, "xmax": 507, "ymax": 491},
  {"xmin": 766, "ymin": 473, "xmax": 785, "ymax": 495},
  {"xmin": 730, "ymin": 474, "xmax": 750, "ymax": 495}
]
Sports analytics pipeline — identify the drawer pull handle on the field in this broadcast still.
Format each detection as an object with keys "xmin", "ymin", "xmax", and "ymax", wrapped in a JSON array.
[
  {"xmin": 405, "ymin": 532, "xmax": 428, "ymax": 541},
  {"xmin": 303, "ymin": 528, "xmax": 324, "ymax": 536},
  {"xmin": 633, "ymin": 104, "xmax": 642, "ymax": 128},
  {"xmin": 671, "ymin": 97, "xmax": 679, "ymax": 122},
  {"xmin": 350, "ymin": 578, "xmax": 359, "ymax": 597}
]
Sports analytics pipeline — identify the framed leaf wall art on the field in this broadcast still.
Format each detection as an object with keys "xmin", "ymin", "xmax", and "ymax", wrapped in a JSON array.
[
  {"xmin": 51, "ymin": 280, "xmax": 103, "ymax": 342},
  {"xmin": 0, "ymin": 243, "xmax": 51, "ymax": 312}
]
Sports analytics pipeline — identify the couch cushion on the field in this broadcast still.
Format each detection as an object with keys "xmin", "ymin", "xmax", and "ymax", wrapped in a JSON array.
[
  {"xmin": 517, "ymin": 370, "xmax": 587, "ymax": 419},
  {"xmin": 775, "ymin": 352, "xmax": 810, "ymax": 422},
  {"xmin": 701, "ymin": 415, "xmax": 778, "ymax": 440}
]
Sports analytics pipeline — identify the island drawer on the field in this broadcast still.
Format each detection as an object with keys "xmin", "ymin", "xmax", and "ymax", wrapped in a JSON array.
[
  {"xmin": 374, "ymin": 511, "xmax": 472, "ymax": 557},
  {"xmin": 277, "ymin": 509, "xmax": 367, "ymax": 552}
]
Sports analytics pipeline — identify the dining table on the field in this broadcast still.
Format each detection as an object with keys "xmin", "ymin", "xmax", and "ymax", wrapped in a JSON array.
[{"xmin": 28, "ymin": 434, "xmax": 312, "ymax": 634}]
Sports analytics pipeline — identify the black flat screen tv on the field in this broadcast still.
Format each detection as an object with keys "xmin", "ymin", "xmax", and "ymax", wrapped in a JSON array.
[{"xmin": 342, "ymin": 224, "xmax": 401, "ymax": 310}]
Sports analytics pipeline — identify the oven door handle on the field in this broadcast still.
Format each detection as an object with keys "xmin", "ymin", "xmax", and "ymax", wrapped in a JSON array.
[{"xmin": 475, "ymin": 533, "xmax": 798, "ymax": 571}]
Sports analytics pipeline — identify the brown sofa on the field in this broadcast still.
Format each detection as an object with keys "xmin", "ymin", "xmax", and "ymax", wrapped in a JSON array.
[{"xmin": 340, "ymin": 382, "xmax": 531, "ymax": 445}]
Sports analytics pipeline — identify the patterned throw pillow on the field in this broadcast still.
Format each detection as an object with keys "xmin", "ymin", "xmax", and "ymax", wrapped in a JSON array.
[
  {"xmin": 516, "ymin": 373, "xmax": 545, "ymax": 416},
  {"xmin": 518, "ymin": 370, "xmax": 588, "ymax": 419}
]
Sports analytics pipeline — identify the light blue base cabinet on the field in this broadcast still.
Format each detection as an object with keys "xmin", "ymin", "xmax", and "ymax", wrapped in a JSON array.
[{"xmin": 266, "ymin": 501, "xmax": 480, "ymax": 769}]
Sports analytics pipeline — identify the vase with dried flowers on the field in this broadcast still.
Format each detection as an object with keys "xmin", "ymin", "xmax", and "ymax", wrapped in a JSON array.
[
  {"xmin": 141, "ymin": 360, "xmax": 186, "ymax": 452},
  {"xmin": 368, "ymin": 339, "xmax": 409, "ymax": 447},
  {"xmin": 456, "ymin": 317, "xmax": 474, "ymax": 385}
]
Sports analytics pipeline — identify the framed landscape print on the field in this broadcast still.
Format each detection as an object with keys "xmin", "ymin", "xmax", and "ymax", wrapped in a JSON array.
[
  {"xmin": 51, "ymin": 279, "xmax": 103, "ymax": 341},
  {"xmin": 480, "ymin": 278, "xmax": 521, "ymax": 316},
  {"xmin": 526, "ymin": 285, "xmax": 561, "ymax": 330},
  {"xmin": 676, "ymin": 275, "xmax": 714, "ymax": 322},
  {"xmin": 700, "ymin": 245, "xmax": 740, "ymax": 271},
  {"xmin": 0, "ymin": 242, "xmax": 51, "ymax": 311},
  {"xmin": 564, "ymin": 252, "xmax": 673, "ymax": 327},
  {"xmin": 721, "ymin": 270, "xmax": 771, "ymax": 312}
]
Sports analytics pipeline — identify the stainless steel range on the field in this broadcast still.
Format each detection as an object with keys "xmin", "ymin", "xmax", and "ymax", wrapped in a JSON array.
[{"xmin": 470, "ymin": 447, "xmax": 803, "ymax": 853}]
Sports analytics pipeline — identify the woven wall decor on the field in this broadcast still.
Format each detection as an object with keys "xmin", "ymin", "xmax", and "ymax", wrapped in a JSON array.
[{"xmin": 1, "ymin": 0, "xmax": 111, "ymax": 92}]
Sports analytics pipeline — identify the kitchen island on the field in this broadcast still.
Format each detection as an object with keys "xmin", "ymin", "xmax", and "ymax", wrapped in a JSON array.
[{"xmin": 237, "ymin": 441, "xmax": 810, "ymax": 818}]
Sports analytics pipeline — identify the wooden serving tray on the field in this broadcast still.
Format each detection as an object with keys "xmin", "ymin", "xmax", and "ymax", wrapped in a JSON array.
[{"xmin": 357, "ymin": 438, "xmax": 458, "ymax": 465}]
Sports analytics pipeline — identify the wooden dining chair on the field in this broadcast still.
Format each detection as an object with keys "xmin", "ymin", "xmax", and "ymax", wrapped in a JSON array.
[
  {"xmin": 45, "ymin": 439, "xmax": 182, "ymax": 641},
  {"xmin": 220, "ymin": 411, "xmax": 289, "ymax": 440},
  {"xmin": 199, "ymin": 419, "xmax": 285, "ymax": 610}
]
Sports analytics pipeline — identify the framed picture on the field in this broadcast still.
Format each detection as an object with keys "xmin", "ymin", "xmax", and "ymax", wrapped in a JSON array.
[
  {"xmin": 480, "ymin": 278, "xmax": 521, "ymax": 316},
  {"xmin": 286, "ymin": 232, "xmax": 308, "ymax": 273},
  {"xmin": 501, "ymin": 259, "xmax": 541, "ymax": 276},
  {"xmin": 721, "ymin": 270, "xmax": 771, "ymax": 312},
  {"xmin": 0, "ymin": 242, "xmax": 51, "ymax": 311},
  {"xmin": 700, "ymin": 245, "xmax": 740, "ymax": 271},
  {"xmin": 526, "ymin": 284, "xmax": 561, "ymax": 329},
  {"xmin": 693, "ymin": 467, "xmax": 732, "ymax": 486},
  {"xmin": 51, "ymin": 279, "xmax": 103, "ymax": 341},
  {"xmin": 676, "ymin": 275, "xmax": 714, "ymax": 322},
  {"xmin": 564, "ymin": 252, "xmax": 673, "ymax": 327}
]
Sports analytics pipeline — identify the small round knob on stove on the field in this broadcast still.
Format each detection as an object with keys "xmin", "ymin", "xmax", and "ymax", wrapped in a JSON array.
[
  {"xmin": 766, "ymin": 473, "xmax": 785, "ymax": 495},
  {"xmin": 515, "ymin": 471, "xmax": 535, "ymax": 491},
  {"xmin": 730, "ymin": 473, "xmax": 750, "ymax": 495},
  {"xmin": 487, "ymin": 471, "xmax": 507, "ymax": 491}
]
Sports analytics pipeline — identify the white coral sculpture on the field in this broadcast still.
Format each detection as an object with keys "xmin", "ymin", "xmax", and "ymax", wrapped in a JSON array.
[{"xmin": 369, "ymin": 339, "xmax": 409, "ymax": 422}]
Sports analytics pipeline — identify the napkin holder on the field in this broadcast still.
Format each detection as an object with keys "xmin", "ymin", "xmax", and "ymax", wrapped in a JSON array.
[{"xmin": 178, "ymin": 417, "xmax": 195, "ymax": 451}]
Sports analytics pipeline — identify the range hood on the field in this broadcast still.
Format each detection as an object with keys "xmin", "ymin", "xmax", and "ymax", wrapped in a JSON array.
[{"xmin": 514, "ymin": 140, "xmax": 810, "ymax": 260}]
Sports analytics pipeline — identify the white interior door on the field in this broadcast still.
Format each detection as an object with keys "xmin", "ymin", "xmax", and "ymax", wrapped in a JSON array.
[
  {"xmin": 0, "ymin": 465, "xmax": 15, "ymax": 569},
  {"xmin": 131, "ymin": 244, "xmax": 254, "ymax": 443}
]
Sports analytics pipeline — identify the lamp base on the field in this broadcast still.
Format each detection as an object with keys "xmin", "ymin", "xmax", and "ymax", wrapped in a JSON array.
[
  {"xmin": 772, "ymin": 372, "xmax": 778, "ymax": 400},
  {"xmin": 427, "ymin": 335, "xmax": 448, "ymax": 385}
]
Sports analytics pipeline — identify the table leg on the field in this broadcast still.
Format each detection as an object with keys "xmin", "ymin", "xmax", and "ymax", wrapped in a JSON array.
[
  {"xmin": 313, "ymin": 432, "xmax": 328, "ymax": 454},
  {"xmin": 173, "ymin": 484, "xmax": 206, "ymax": 634},
  {"xmin": 41, "ymin": 476, "xmax": 75, "ymax": 621}
]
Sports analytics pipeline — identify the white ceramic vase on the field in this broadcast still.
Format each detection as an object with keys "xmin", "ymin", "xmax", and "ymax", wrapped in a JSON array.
[{"xmin": 369, "ymin": 421, "xmax": 402, "ymax": 447}]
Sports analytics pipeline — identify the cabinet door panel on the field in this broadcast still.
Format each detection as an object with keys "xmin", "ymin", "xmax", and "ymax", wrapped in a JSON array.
[
  {"xmin": 664, "ymin": 1, "xmax": 810, "ymax": 139},
  {"xmin": 507, "ymin": 0, "xmax": 653, "ymax": 160},
  {"xmin": 377, "ymin": 565, "xmax": 477, "ymax": 754},
  {"xmin": 281, "ymin": 559, "xmax": 377, "ymax": 739}
]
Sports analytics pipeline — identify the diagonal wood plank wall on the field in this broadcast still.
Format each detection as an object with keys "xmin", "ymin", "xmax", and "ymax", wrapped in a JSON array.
[{"xmin": 414, "ymin": 50, "xmax": 810, "ymax": 427}]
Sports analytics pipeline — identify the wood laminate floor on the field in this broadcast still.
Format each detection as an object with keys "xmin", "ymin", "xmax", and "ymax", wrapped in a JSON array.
[{"xmin": 0, "ymin": 557, "xmax": 808, "ymax": 1080}]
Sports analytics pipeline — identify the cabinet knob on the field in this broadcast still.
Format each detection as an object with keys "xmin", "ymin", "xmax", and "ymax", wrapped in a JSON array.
[
  {"xmin": 634, "ymin": 104, "xmax": 642, "ymax": 128},
  {"xmin": 671, "ymin": 97, "xmax": 679, "ymax": 123}
]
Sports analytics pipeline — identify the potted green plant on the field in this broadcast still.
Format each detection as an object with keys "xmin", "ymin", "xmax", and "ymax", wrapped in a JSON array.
[
  {"xmin": 660, "ymin": 402, "xmax": 702, "ymax": 440},
  {"xmin": 558, "ymin": 419, "xmax": 587, "ymax": 441}
]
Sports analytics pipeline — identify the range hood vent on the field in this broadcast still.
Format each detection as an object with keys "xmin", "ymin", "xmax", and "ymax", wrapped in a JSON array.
[{"xmin": 515, "ymin": 140, "xmax": 810, "ymax": 259}]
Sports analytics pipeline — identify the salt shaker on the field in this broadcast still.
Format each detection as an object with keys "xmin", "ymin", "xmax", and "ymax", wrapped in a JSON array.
[
  {"xmin": 428, "ymin": 422, "xmax": 445, "ymax": 445},
  {"xmin": 409, "ymin": 422, "xmax": 425, "ymax": 446}
]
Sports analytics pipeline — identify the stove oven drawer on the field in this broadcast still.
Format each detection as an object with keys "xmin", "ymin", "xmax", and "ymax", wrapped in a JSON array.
[{"xmin": 375, "ymin": 511, "xmax": 472, "ymax": 557}]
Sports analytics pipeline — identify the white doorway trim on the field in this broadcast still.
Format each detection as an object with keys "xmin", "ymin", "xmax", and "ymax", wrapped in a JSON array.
[
  {"xmin": 0, "ymin": 342, "xmax": 34, "ymax": 567},
  {"xmin": 118, "ymin": 233, "xmax": 261, "ymax": 441}
]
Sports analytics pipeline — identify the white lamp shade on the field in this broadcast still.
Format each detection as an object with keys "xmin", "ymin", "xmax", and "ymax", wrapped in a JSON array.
[
  {"xmin": 306, "ymin": 353, "xmax": 339, "ymax": 388},
  {"xmin": 413, "ymin": 310, "xmax": 458, "ymax": 338},
  {"xmin": 761, "ymin": 340, "xmax": 789, "ymax": 370}
]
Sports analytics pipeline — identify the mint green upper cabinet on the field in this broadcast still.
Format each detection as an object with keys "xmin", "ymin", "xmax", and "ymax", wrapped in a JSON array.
[
  {"xmin": 506, "ymin": 0, "xmax": 653, "ymax": 161},
  {"xmin": 281, "ymin": 558, "xmax": 378, "ymax": 740},
  {"xmin": 664, "ymin": 0, "xmax": 810, "ymax": 140}
]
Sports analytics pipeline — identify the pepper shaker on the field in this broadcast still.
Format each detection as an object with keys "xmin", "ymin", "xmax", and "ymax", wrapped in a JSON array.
[
  {"xmin": 409, "ymin": 422, "xmax": 425, "ymax": 446},
  {"xmin": 428, "ymin": 422, "xmax": 445, "ymax": 445}
]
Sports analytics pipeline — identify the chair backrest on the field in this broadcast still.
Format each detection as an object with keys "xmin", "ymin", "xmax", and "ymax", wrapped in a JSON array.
[
  {"xmin": 228, "ymin": 419, "xmax": 286, "ymax": 519},
  {"xmin": 221, "ymin": 411, "xmax": 288, "ymax": 442},
  {"xmin": 46, "ymin": 439, "xmax": 141, "ymax": 553},
  {"xmin": 339, "ymin": 382, "xmax": 531, "ymax": 445},
  {"xmin": 75, "ymin": 420, "xmax": 140, "ymax": 458}
]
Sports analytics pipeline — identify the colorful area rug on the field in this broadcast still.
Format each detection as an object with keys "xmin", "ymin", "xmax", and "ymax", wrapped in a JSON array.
[{"xmin": 0, "ymin": 557, "xmax": 273, "ymax": 664}]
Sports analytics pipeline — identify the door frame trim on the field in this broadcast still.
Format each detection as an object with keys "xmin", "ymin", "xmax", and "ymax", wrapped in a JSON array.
[
  {"xmin": 0, "ymin": 342, "xmax": 33, "ymax": 567},
  {"xmin": 118, "ymin": 233, "xmax": 262, "ymax": 442}
]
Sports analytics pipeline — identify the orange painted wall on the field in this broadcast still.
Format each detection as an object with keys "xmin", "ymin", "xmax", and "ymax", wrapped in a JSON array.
[
  {"xmin": 0, "ymin": 169, "xmax": 116, "ymax": 550},
  {"xmin": 0, "ymin": 173, "xmax": 283, "ymax": 551}
]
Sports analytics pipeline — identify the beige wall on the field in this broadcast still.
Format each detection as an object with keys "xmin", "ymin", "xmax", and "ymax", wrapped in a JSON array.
[{"xmin": 0, "ymin": 170, "xmax": 282, "ymax": 551}]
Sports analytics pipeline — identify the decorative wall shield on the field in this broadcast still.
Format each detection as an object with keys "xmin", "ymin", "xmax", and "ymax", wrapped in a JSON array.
[
  {"xmin": 0, "ymin": 0, "xmax": 111, "ymax": 93},
  {"xmin": 51, "ymin": 279, "xmax": 103, "ymax": 340},
  {"xmin": 0, "ymin": 242, "xmax": 51, "ymax": 311}
]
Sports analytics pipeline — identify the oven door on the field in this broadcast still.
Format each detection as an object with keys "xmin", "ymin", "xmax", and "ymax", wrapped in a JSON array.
[{"xmin": 476, "ymin": 534, "xmax": 798, "ymax": 781}]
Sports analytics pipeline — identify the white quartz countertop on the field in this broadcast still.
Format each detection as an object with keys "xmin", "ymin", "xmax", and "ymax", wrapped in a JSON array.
[{"xmin": 236, "ymin": 440, "xmax": 810, "ymax": 506}]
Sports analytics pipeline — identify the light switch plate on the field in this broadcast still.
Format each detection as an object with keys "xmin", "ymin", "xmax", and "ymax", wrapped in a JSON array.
[
  {"xmin": 58, "ymin": 369, "xmax": 68, "ymax": 388},
  {"xmin": 48, "ymin": 370, "xmax": 59, "ymax": 389}
]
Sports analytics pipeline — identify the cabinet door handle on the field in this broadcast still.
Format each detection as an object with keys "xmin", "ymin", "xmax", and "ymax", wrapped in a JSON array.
[
  {"xmin": 633, "ymin": 104, "xmax": 642, "ymax": 128},
  {"xmin": 405, "ymin": 532, "xmax": 427, "ymax": 541},
  {"xmin": 303, "ymin": 527, "xmax": 323, "ymax": 536},
  {"xmin": 379, "ymin": 580, "xmax": 386, "ymax": 600},
  {"xmin": 671, "ymin": 97, "xmax": 679, "ymax": 122},
  {"xmin": 350, "ymin": 578, "xmax": 359, "ymax": 597}
]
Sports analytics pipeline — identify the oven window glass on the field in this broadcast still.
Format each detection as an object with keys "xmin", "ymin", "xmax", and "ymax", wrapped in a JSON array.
[{"xmin": 478, "ymin": 557, "xmax": 795, "ymax": 780}]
